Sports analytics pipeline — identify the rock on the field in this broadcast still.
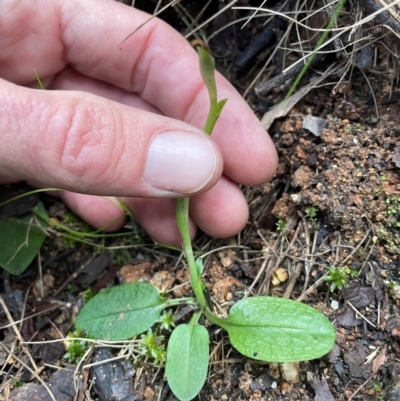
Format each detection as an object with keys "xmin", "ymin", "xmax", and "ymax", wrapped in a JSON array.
[
  {"xmin": 292, "ymin": 165, "xmax": 313, "ymax": 188},
  {"xmin": 10, "ymin": 369, "xmax": 74, "ymax": 401},
  {"xmin": 117, "ymin": 263, "xmax": 153, "ymax": 283},
  {"xmin": 392, "ymin": 143, "xmax": 400, "ymax": 168},
  {"xmin": 33, "ymin": 273, "xmax": 55, "ymax": 299},
  {"xmin": 302, "ymin": 115, "xmax": 327, "ymax": 136},
  {"xmin": 91, "ymin": 348, "xmax": 136, "ymax": 401},
  {"xmin": 280, "ymin": 362, "xmax": 299, "ymax": 383},
  {"xmin": 217, "ymin": 249, "xmax": 237, "ymax": 268},
  {"xmin": 309, "ymin": 375, "xmax": 335, "ymax": 401},
  {"xmin": 250, "ymin": 372, "xmax": 274, "ymax": 390},
  {"xmin": 172, "ymin": 269, "xmax": 192, "ymax": 298},
  {"xmin": 330, "ymin": 299, "xmax": 339, "ymax": 310},
  {"xmin": 212, "ymin": 276, "xmax": 242, "ymax": 303},
  {"xmin": 271, "ymin": 268, "xmax": 288, "ymax": 286},
  {"xmin": 150, "ymin": 271, "xmax": 175, "ymax": 293},
  {"xmin": 144, "ymin": 387, "xmax": 155, "ymax": 399}
]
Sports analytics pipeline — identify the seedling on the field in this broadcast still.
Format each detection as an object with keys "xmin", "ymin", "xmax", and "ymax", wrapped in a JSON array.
[
  {"xmin": 305, "ymin": 204, "xmax": 319, "ymax": 229},
  {"xmin": 305, "ymin": 205, "xmax": 319, "ymax": 220},
  {"xmin": 139, "ymin": 329, "xmax": 166, "ymax": 363},
  {"xmin": 323, "ymin": 265, "xmax": 357, "ymax": 292},
  {"xmin": 75, "ymin": 45, "xmax": 335, "ymax": 401},
  {"xmin": 385, "ymin": 195, "xmax": 400, "ymax": 228},
  {"xmin": 276, "ymin": 219, "xmax": 286, "ymax": 233},
  {"xmin": 64, "ymin": 330, "xmax": 90, "ymax": 364}
]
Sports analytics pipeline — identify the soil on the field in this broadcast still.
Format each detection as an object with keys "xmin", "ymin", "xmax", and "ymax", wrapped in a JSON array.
[{"xmin": 2, "ymin": 1, "xmax": 400, "ymax": 401}]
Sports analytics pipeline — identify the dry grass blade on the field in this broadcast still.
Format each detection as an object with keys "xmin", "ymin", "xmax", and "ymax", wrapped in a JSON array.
[
  {"xmin": 118, "ymin": 0, "xmax": 182, "ymax": 46},
  {"xmin": 184, "ymin": 0, "xmax": 238, "ymax": 39},
  {"xmin": 0, "ymin": 342, "xmax": 56, "ymax": 401},
  {"xmin": 261, "ymin": 63, "xmax": 339, "ymax": 130},
  {"xmin": 0, "ymin": 295, "xmax": 38, "ymax": 373}
]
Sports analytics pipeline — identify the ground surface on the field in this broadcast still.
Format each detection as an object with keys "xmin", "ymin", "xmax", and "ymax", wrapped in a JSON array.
[{"xmin": 2, "ymin": 1, "xmax": 400, "ymax": 401}]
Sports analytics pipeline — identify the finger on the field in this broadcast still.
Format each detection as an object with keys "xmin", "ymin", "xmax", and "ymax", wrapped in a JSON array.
[
  {"xmin": 59, "ymin": 0, "xmax": 277, "ymax": 186},
  {"xmin": 50, "ymin": 67, "xmax": 277, "ymax": 189},
  {"xmin": 48, "ymin": 67, "xmax": 161, "ymax": 115},
  {"xmin": 120, "ymin": 197, "xmax": 197, "ymax": 247},
  {"xmin": 0, "ymin": 0, "xmax": 277, "ymax": 186},
  {"xmin": 48, "ymin": 69, "xmax": 250, "ymax": 240},
  {"xmin": 26, "ymin": 178, "xmax": 128, "ymax": 232},
  {"xmin": 46, "ymin": 70, "xmax": 248, "ymax": 242},
  {"xmin": 120, "ymin": 178, "xmax": 248, "ymax": 243},
  {"xmin": 60, "ymin": 192, "xmax": 127, "ymax": 232},
  {"xmin": 59, "ymin": 189, "xmax": 195, "ymax": 246},
  {"xmin": 0, "ymin": 78, "xmax": 223, "ymax": 197},
  {"xmin": 190, "ymin": 177, "xmax": 249, "ymax": 238}
]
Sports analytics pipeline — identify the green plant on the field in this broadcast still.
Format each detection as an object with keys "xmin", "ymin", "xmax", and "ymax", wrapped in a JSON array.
[
  {"xmin": 158, "ymin": 309, "xmax": 175, "ymax": 331},
  {"xmin": 12, "ymin": 379, "xmax": 23, "ymax": 388},
  {"xmin": 323, "ymin": 265, "xmax": 357, "ymax": 292},
  {"xmin": 305, "ymin": 205, "xmax": 318, "ymax": 220},
  {"xmin": 276, "ymin": 219, "xmax": 287, "ymax": 233},
  {"xmin": 81, "ymin": 287, "xmax": 95, "ymax": 303},
  {"xmin": 385, "ymin": 195, "xmax": 400, "ymax": 228},
  {"xmin": 373, "ymin": 383, "xmax": 385, "ymax": 401},
  {"xmin": 139, "ymin": 329, "xmax": 166, "ymax": 363},
  {"xmin": 75, "ymin": 46, "xmax": 335, "ymax": 401},
  {"xmin": 0, "ymin": 201, "xmax": 48, "ymax": 274},
  {"xmin": 64, "ymin": 330, "xmax": 90, "ymax": 363},
  {"xmin": 305, "ymin": 205, "xmax": 319, "ymax": 228},
  {"xmin": 376, "ymin": 227, "xmax": 400, "ymax": 254},
  {"xmin": 344, "ymin": 123, "xmax": 364, "ymax": 134},
  {"xmin": 0, "ymin": 188, "xmax": 141, "ymax": 275}
]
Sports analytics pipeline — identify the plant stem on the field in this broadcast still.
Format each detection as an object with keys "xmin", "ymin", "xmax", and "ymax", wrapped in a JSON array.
[
  {"xmin": 175, "ymin": 198, "xmax": 207, "ymax": 308},
  {"xmin": 164, "ymin": 296, "xmax": 198, "ymax": 308},
  {"xmin": 175, "ymin": 47, "xmax": 227, "ymax": 310},
  {"xmin": 203, "ymin": 307, "xmax": 226, "ymax": 327},
  {"xmin": 189, "ymin": 310, "xmax": 203, "ymax": 327}
]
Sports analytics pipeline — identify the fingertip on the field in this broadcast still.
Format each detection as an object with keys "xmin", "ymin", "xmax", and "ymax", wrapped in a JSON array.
[
  {"xmin": 142, "ymin": 130, "xmax": 223, "ymax": 195},
  {"xmin": 260, "ymin": 133, "xmax": 279, "ymax": 184}
]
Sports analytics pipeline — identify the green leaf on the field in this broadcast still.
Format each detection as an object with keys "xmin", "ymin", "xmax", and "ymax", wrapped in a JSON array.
[
  {"xmin": 0, "ymin": 202, "xmax": 47, "ymax": 275},
  {"xmin": 198, "ymin": 46, "xmax": 218, "ymax": 104},
  {"xmin": 195, "ymin": 258, "xmax": 203, "ymax": 276},
  {"xmin": 166, "ymin": 324, "xmax": 209, "ymax": 401},
  {"xmin": 217, "ymin": 297, "xmax": 335, "ymax": 362},
  {"xmin": 196, "ymin": 46, "xmax": 227, "ymax": 136},
  {"xmin": 75, "ymin": 282, "xmax": 165, "ymax": 340}
]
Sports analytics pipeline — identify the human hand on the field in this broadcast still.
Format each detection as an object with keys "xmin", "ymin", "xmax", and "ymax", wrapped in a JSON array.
[{"xmin": 0, "ymin": 0, "xmax": 277, "ymax": 246}]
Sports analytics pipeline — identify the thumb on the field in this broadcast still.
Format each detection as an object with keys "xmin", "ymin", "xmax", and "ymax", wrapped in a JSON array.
[{"xmin": 0, "ymin": 79, "xmax": 223, "ymax": 197}]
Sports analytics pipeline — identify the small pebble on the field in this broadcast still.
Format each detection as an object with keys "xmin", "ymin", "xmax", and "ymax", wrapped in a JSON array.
[
  {"xmin": 280, "ymin": 362, "xmax": 299, "ymax": 383},
  {"xmin": 330, "ymin": 299, "xmax": 339, "ymax": 310}
]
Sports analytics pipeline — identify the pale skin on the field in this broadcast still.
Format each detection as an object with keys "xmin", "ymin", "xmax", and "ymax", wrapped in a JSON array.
[{"xmin": 0, "ymin": 0, "xmax": 278, "ymax": 246}]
